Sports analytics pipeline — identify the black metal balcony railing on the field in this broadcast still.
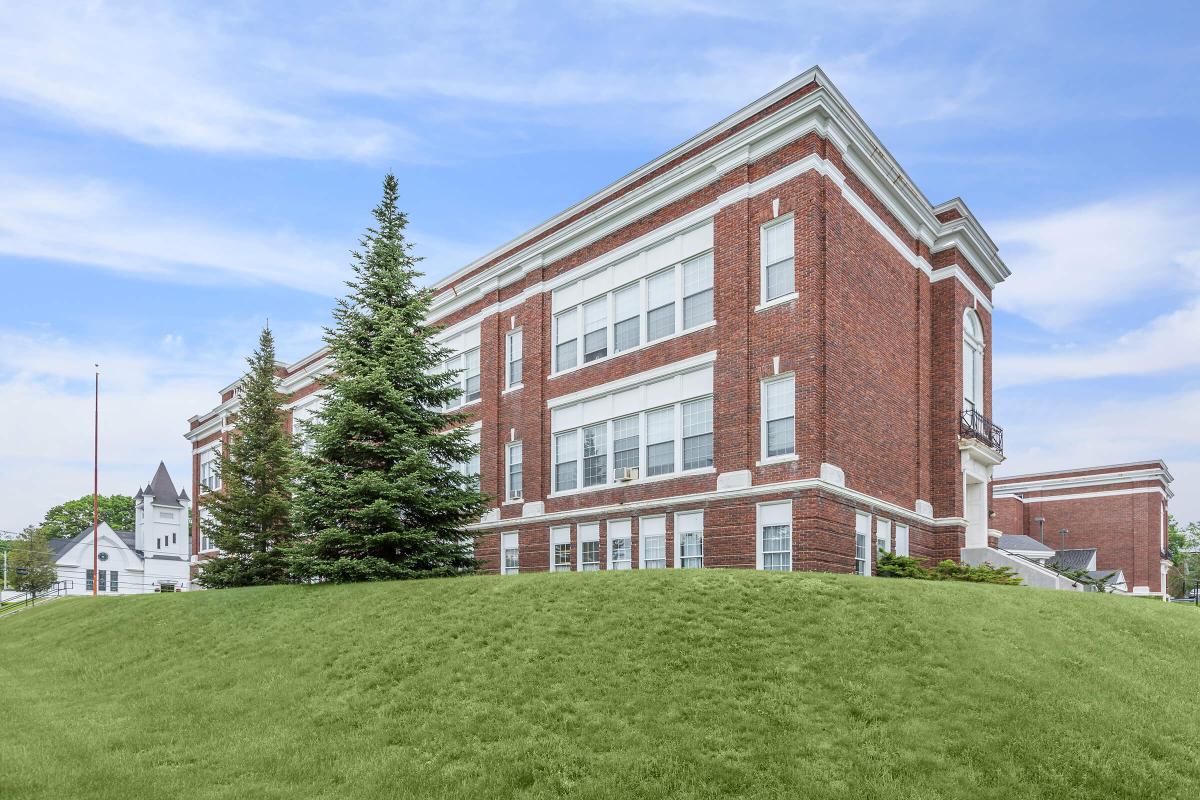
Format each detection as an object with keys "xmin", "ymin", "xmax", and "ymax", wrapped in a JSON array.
[{"xmin": 960, "ymin": 408, "xmax": 1004, "ymax": 454}]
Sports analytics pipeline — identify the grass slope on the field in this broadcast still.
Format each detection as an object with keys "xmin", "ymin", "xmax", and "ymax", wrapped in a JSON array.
[{"xmin": 2, "ymin": 571, "xmax": 1198, "ymax": 799}]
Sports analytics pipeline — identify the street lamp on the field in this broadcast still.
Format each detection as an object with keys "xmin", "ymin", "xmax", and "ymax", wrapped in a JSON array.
[
  {"xmin": 1035, "ymin": 516, "xmax": 1046, "ymax": 544},
  {"xmin": 1059, "ymin": 528, "xmax": 1068, "ymax": 557}
]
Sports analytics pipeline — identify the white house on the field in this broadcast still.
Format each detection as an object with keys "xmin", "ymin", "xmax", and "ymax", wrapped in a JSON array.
[{"xmin": 48, "ymin": 462, "xmax": 193, "ymax": 594}]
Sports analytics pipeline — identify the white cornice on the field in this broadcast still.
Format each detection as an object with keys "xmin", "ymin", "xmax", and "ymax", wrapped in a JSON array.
[
  {"xmin": 426, "ymin": 68, "xmax": 1007, "ymax": 322},
  {"xmin": 993, "ymin": 467, "xmax": 1174, "ymax": 499}
]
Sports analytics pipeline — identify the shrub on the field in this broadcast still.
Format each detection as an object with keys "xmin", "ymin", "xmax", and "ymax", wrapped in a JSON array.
[{"xmin": 875, "ymin": 551, "xmax": 1022, "ymax": 586}]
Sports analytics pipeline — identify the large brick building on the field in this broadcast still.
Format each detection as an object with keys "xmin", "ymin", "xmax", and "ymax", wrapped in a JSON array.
[
  {"xmin": 185, "ymin": 66, "xmax": 1013, "ymax": 577},
  {"xmin": 992, "ymin": 462, "xmax": 1174, "ymax": 596}
]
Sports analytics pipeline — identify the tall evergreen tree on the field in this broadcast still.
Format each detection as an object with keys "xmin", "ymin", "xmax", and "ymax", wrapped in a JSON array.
[
  {"xmin": 198, "ymin": 326, "xmax": 298, "ymax": 587},
  {"xmin": 288, "ymin": 174, "xmax": 487, "ymax": 583}
]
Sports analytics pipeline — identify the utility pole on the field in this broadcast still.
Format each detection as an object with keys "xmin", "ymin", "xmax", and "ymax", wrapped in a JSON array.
[
  {"xmin": 1059, "ymin": 527, "xmax": 1068, "ymax": 557},
  {"xmin": 1035, "ymin": 516, "xmax": 1046, "ymax": 544},
  {"xmin": 92, "ymin": 365, "xmax": 99, "ymax": 597}
]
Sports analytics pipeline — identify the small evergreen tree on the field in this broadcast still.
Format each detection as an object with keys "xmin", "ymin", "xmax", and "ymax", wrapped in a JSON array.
[
  {"xmin": 11, "ymin": 525, "xmax": 58, "ymax": 596},
  {"xmin": 198, "ymin": 326, "xmax": 298, "ymax": 588},
  {"xmin": 288, "ymin": 174, "xmax": 487, "ymax": 583}
]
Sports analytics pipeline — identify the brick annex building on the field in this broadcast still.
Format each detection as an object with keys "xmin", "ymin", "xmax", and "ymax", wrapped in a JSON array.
[
  {"xmin": 992, "ymin": 462, "xmax": 1174, "ymax": 596},
  {"xmin": 186, "ymin": 67, "xmax": 1015, "ymax": 577}
]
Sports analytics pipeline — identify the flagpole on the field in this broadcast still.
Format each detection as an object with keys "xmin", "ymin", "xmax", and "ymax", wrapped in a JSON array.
[{"xmin": 93, "ymin": 365, "xmax": 99, "ymax": 597}]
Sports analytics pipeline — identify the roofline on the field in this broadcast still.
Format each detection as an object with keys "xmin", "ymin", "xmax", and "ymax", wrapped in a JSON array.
[
  {"xmin": 996, "ymin": 460, "xmax": 1173, "ymax": 484},
  {"xmin": 427, "ymin": 64, "xmax": 1007, "ymax": 296}
]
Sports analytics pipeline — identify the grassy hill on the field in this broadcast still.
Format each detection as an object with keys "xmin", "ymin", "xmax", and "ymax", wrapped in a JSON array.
[{"xmin": 2, "ymin": 570, "xmax": 1198, "ymax": 799}]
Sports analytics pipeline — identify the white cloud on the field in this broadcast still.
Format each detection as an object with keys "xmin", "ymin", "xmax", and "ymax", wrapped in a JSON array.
[
  {"xmin": 0, "ymin": 170, "xmax": 352, "ymax": 294},
  {"xmin": 995, "ymin": 297, "xmax": 1200, "ymax": 388},
  {"xmin": 0, "ymin": 3, "xmax": 409, "ymax": 161},
  {"xmin": 1000, "ymin": 388, "xmax": 1200, "ymax": 523},
  {"xmin": 0, "ymin": 322, "xmax": 327, "ymax": 532},
  {"xmin": 994, "ymin": 193, "xmax": 1200, "ymax": 329}
]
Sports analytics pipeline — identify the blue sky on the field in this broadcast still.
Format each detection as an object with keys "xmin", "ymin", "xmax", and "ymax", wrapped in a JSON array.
[{"xmin": 1, "ymin": 1, "xmax": 1198, "ymax": 530}]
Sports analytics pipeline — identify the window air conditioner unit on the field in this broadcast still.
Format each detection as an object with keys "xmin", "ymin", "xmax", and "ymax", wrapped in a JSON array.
[
  {"xmin": 511, "ymin": 489, "xmax": 523, "ymax": 501},
  {"xmin": 615, "ymin": 467, "xmax": 639, "ymax": 482}
]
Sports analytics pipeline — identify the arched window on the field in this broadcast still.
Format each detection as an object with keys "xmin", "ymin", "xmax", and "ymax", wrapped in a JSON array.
[{"xmin": 962, "ymin": 308, "xmax": 984, "ymax": 414}]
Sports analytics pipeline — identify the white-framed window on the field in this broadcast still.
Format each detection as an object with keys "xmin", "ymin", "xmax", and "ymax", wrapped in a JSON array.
[
  {"xmin": 582, "ymin": 423, "xmax": 608, "ymax": 487},
  {"xmin": 452, "ymin": 428, "xmax": 481, "ymax": 490},
  {"xmin": 855, "ymin": 511, "xmax": 872, "ymax": 576},
  {"xmin": 555, "ymin": 307, "xmax": 579, "ymax": 372},
  {"xmin": 675, "ymin": 510, "xmax": 704, "ymax": 568},
  {"xmin": 646, "ymin": 268, "xmax": 676, "ymax": 342},
  {"xmin": 506, "ymin": 329, "xmax": 523, "ymax": 388},
  {"xmin": 554, "ymin": 432, "xmax": 579, "ymax": 492},
  {"xmin": 506, "ymin": 441, "xmax": 523, "ymax": 501},
  {"xmin": 439, "ymin": 347, "xmax": 482, "ymax": 410},
  {"xmin": 552, "ymin": 252, "xmax": 714, "ymax": 373},
  {"xmin": 201, "ymin": 533, "xmax": 215, "ymax": 552},
  {"xmin": 761, "ymin": 215, "xmax": 795, "ymax": 303},
  {"xmin": 550, "ymin": 526, "xmax": 573, "ymax": 572},
  {"xmin": 583, "ymin": 298, "xmax": 608, "ymax": 363},
  {"xmin": 682, "ymin": 253, "xmax": 714, "ymax": 330},
  {"xmin": 963, "ymin": 308, "xmax": 984, "ymax": 413},
  {"xmin": 876, "ymin": 518, "xmax": 892, "ymax": 559},
  {"xmin": 109, "ymin": 570, "xmax": 119, "ymax": 592},
  {"xmin": 646, "ymin": 407, "xmax": 675, "ymax": 477},
  {"xmin": 640, "ymin": 515, "xmax": 667, "ymax": 569},
  {"xmin": 895, "ymin": 523, "xmax": 910, "ymax": 557},
  {"xmin": 757, "ymin": 501, "xmax": 793, "ymax": 571},
  {"xmin": 613, "ymin": 283, "xmax": 640, "ymax": 353},
  {"xmin": 501, "ymin": 532, "xmax": 520, "ymax": 575},
  {"xmin": 612, "ymin": 415, "xmax": 640, "ymax": 475},
  {"xmin": 761, "ymin": 374, "xmax": 796, "ymax": 459},
  {"xmin": 608, "ymin": 519, "xmax": 632, "ymax": 570},
  {"xmin": 199, "ymin": 450, "xmax": 221, "ymax": 492},
  {"xmin": 552, "ymin": 395, "xmax": 713, "ymax": 494},
  {"xmin": 579, "ymin": 523, "xmax": 600, "ymax": 571}
]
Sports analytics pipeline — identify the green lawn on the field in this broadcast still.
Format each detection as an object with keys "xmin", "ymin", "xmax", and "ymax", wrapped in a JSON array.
[{"xmin": 1, "ymin": 570, "xmax": 1198, "ymax": 799}]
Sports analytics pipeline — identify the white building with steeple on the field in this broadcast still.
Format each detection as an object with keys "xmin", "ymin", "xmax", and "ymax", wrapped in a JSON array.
[{"xmin": 48, "ymin": 462, "xmax": 193, "ymax": 594}]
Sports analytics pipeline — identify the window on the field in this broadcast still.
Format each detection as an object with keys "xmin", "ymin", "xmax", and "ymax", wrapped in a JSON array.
[
  {"xmin": 156, "ymin": 538, "xmax": 161, "ymax": 549},
  {"xmin": 758, "ymin": 501, "xmax": 793, "ymax": 571},
  {"xmin": 551, "ymin": 527, "xmax": 573, "ymax": 572},
  {"xmin": 646, "ymin": 269, "xmax": 676, "ymax": 341},
  {"xmin": 554, "ymin": 432, "xmax": 578, "ymax": 492},
  {"xmin": 608, "ymin": 519, "xmax": 632, "ymax": 570},
  {"xmin": 583, "ymin": 298, "xmax": 608, "ymax": 362},
  {"xmin": 855, "ymin": 512, "xmax": 872, "ymax": 576},
  {"xmin": 506, "ymin": 329, "xmax": 523, "ymax": 388},
  {"xmin": 762, "ymin": 375, "xmax": 795, "ymax": 458},
  {"xmin": 452, "ymin": 428, "xmax": 481, "ymax": 491},
  {"xmin": 613, "ymin": 283, "xmax": 640, "ymax": 353},
  {"xmin": 438, "ymin": 347, "xmax": 482, "ymax": 410},
  {"xmin": 612, "ymin": 415, "xmax": 640, "ymax": 475},
  {"xmin": 646, "ymin": 407, "xmax": 675, "ymax": 476},
  {"xmin": 552, "ymin": 245, "xmax": 715, "ymax": 373},
  {"xmin": 172, "ymin": 532, "xmax": 177, "ymax": 544},
  {"xmin": 680, "ymin": 397, "xmax": 713, "ymax": 470},
  {"xmin": 963, "ymin": 309, "xmax": 984, "ymax": 413},
  {"xmin": 640, "ymin": 516, "xmax": 667, "ymax": 569},
  {"xmin": 761, "ymin": 216, "xmax": 795, "ymax": 302},
  {"xmin": 553, "ymin": 390, "xmax": 713, "ymax": 494},
  {"xmin": 201, "ymin": 534, "xmax": 215, "ymax": 552},
  {"xmin": 200, "ymin": 452, "xmax": 221, "ymax": 492},
  {"xmin": 582, "ymin": 423, "xmax": 608, "ymax": 487},
  {"xmin": 97, "ymin": 570, "xmax": 107, "ymax": 592},
  {"xmin": 506, "ymin": 441, "xmax": 523, "ymax": 501},
  {"xmin": 676, "ymin": 511, "xmax": 704, "ymax": 568},
  {"xmin": 895, "ymin": 524, "xmax": 910, "ymax": 558},
  {"xmin": 109, "ymin": 571, "xmax": 119, "ymax": 592},
  {"xmin": 555, "ymin": 308, "xmax": 579, "ymax": 371},
  {"xmin": 501, "ymin": 532, "xmax": 520, "ymax": 575},
  {"xmin": 876, "ymin": 519, "xmax": 892, "ymax": 558},
  {"xmin": 682, "ymin": 253, "xmax": 714, "ymax": 329},
  {"xmin": 579, "ymin": 523, "xmax": 600, "ymax": 571},
  {"xmin": 85, "ymin": 569, "xmax": 94, "ymax": 591}
]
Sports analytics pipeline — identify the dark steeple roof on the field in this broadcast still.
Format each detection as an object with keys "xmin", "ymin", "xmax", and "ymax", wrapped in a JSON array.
[
  {"xmin": 144, "ymin": 461, "xmax": 183, "ymax": 507},
  {"xmin": 178, "ymin": 488, "xmax": 189, "ymax": 502}
]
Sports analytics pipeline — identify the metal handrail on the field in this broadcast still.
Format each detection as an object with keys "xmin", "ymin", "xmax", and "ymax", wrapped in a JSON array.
[
  {"xmin": 960, "ymin": 408, "xmax": 1004, "ymax": 454},
  {"xmin": 0, "ymin": 580, "xmax": 73, "ymax": 618}
]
